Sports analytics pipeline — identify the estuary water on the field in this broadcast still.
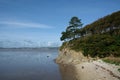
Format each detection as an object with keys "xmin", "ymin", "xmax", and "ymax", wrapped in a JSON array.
[{"xmin": 0, "ymin": 48, "xmax": 61, "ymax": 80}]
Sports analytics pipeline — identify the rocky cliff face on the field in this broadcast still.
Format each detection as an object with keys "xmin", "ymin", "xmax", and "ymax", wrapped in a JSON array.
[{"xmin": 55, "ymin": 48, "xmax": 89, "ymax": 64}]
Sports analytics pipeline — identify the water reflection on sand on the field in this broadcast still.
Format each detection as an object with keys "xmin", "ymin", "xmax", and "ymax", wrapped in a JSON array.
[{"xmin": 58, "ymin": 64, "xmax": 78, "ymax": 80}]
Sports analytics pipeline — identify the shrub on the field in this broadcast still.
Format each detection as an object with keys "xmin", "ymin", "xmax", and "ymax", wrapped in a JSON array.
[{"xmin": 60, "ymin": 34, "xmax": 120, "ymax": 58}]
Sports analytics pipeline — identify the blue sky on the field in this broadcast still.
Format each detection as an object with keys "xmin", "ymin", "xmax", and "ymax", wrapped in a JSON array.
[{"xmin": 0, "ymin": 0, "xmax": 120, "ymax": 47}]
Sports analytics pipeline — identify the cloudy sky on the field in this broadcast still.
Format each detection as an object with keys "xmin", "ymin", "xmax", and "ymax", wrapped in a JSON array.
[{"xmin": 0, "ymin": 0, "xmax": 120, "ymax": 47}]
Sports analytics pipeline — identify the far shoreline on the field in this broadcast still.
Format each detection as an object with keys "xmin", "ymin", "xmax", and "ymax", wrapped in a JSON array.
[{"xmin": 0, "ymin": 47, "xmax": 59, "ymax": 49}]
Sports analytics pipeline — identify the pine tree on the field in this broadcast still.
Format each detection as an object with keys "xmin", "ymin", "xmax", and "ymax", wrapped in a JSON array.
[{"xmin": 60, "ymin": 17, "xmax": 83, "ymax": 41}]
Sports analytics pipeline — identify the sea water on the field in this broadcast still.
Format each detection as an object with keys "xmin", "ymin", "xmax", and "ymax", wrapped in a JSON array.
[{"xmin": 0, "ymin": 48, "xmax": 61, "ymax": 80}]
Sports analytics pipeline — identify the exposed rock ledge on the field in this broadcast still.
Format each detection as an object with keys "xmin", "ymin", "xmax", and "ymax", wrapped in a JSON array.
[
  {"xmin": 55, "ymin": 48, "xmax": 120, "ymax": 80},
  {"xmin": 56, "ymin": 48, "xmax": 91, "ymax": 64}
]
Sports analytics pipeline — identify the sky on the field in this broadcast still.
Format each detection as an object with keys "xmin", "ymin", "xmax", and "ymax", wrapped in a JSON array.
[{"xmin": 0, "ymin": 0, "xmax": 120, "ymax": 47}]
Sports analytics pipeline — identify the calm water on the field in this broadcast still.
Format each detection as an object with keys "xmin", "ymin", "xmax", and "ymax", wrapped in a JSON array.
[{"xmin": 0, "ymin": 48, "xmax": 61, "ymax": 80}]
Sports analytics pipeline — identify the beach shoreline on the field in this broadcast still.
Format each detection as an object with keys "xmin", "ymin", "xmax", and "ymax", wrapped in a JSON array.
[{"xmin": 56, "ymin": 48, "xmax": 120, "ymax": 80}]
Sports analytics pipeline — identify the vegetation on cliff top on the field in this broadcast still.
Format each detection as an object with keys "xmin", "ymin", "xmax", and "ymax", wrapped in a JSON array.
[{"xmin": 60, "ymin": 10, "xmax": 120, "ymax": 58}]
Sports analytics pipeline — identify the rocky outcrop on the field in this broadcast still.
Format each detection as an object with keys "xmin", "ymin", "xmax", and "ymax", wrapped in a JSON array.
[{"xmin": 55, "ymin": 48, "xmax": 89, "ymax": 64}]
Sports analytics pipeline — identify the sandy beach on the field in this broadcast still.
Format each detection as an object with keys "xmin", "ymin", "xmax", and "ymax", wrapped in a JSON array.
[
  {"xmin": 56, "ymin": 49, "xmax": 120, "ymax": 80},
  {"xmin": 74, "ymin": 60, "xmax": 120, "ymax": 80}
]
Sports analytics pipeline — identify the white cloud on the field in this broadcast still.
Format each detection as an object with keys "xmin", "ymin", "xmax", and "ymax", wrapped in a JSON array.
[{"xmin": 0, "ymin": 21, "xmax": 52, "ymax": 29}]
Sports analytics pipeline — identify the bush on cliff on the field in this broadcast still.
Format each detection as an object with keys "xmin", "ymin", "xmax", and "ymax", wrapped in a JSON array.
[
  {"xmin": 60, "ymin": 10, "xmax": 120, "ymax": 58},
  {"xmin": 63, "ymin": 34, "xmax": 120, "ymax": 58}
]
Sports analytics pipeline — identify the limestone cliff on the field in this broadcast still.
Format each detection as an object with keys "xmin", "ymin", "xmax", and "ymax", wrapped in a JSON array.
[{"xmin": 55, "ymin": 48, "xmax": 89, "ymax": 64}]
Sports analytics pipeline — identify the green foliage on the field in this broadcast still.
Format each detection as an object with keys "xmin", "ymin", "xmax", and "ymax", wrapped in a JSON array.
[
  {"xmin": 60, "ymin": 32, "xmax": 120, "ymax": 58},
  {"xmin": 60, "ymin": 16, "xmax": 83, "ymax": 41},
  {"xmin": 79, "ymin": 11, "xmax": 120, "ymax": 36},
  {"xmin": 103, "ymin": 58, "xmax": 120, "ymax": 65},
  {"xmin": 60, "ymin": 10, "xmax": 120, "ymax": 58},
  {"xmin": 59, "ymin": 42, "xmax": 68, "ymax": 51},
  {"xmin": 67, "ymin": 34, "xmax": 120, "ymax": 58},
  {"xmin": 118, "ymin": 68, "xmax": 120, "ymax": 72}
]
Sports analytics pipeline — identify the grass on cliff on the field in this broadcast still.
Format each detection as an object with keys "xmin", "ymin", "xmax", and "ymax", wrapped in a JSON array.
[
  {"xmin": 103, "ymin": 57, "xmax": 120, "ymax": 70},
  {"xmin": 118, "ymin": 68, "xmax": 120, "ymax": 72},
  {"xmin": 60, "ymin": 33, "xmax": 120, "ymax": 58},
  {"xmin": 102, "ymin": 57, "xmax": 120, "ymax": 65}
]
